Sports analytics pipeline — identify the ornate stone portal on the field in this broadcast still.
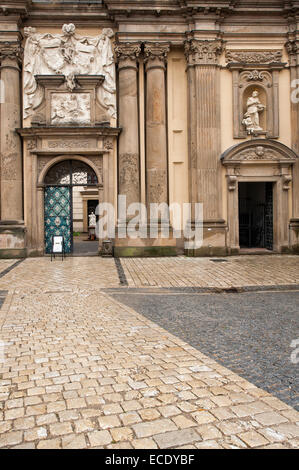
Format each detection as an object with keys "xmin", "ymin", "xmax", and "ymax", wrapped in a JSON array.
[
  {"xmin": 16, "ymin": 23, "xmax": 120, "ymax": 257},
  {"xmin": 222, "ymin": 140, "xmax": 297, "ymax": 254}
]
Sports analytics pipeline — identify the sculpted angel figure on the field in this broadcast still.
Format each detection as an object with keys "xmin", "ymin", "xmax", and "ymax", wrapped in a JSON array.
[
  {"xmin": 242, "ymin": 90, "xmax": 266, "ymax": 134},
  {"xmin": 96, "ymin": 28, "xmax": 117, "ymax": 119}
]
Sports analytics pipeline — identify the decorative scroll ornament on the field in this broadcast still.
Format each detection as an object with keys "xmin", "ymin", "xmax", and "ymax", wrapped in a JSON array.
[
  {"xmin": 184, "ymin": 39, "xmax": 223, "ymax": 66},
  {"xmin": 225, "ymin": 50, "xmax": 283, "ymax": 64},
  {"xmin": 23, "ymin": 25, "xmax": 116, "ymax": 119},
  {"xmin": 247, "ymin": 70, "xmax": 264, "ymax": 81}
]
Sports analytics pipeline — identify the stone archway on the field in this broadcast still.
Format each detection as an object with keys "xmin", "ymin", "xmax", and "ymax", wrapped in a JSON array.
[
  {"xmin": 221, "ymin": 139, "xmax": 297, "ymax": 254},
  {"xmin": 42, "ymin": 159, "xmax": 99, "ymax": 254}
]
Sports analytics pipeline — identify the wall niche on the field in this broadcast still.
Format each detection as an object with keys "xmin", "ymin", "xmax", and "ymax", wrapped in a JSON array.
[{"xmin": 226, "ymin": 50, "xmax": 286, "ymax": 139}]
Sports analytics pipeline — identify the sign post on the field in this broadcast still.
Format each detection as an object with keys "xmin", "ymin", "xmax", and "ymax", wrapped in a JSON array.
[{"xmin": 51, "ymin": 235, "xmax": 65, "ymax": 261}]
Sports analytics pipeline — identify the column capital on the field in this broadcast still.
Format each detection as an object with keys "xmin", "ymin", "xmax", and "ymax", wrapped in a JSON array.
[
  {"xmin": 144, "ymin": 42, "xmax": 170, "ymax": 71},
  {"xmin": 184, "ymin": 39, "xmax": 224, "ymax": 67},
  {"xmin": 0, "ymin": 40, "xmax": 23, "ymax": 68},
  {"xmin": 115, "ymin": 42, "xmax": 141, "ymax": 67},
  {"xmin": 285, "ymin": 39, "xmax": 299, "ymax": 66}
]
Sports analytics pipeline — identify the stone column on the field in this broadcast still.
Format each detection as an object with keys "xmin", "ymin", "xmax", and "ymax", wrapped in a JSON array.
[
  {"xmin": 115, "ymin": 42, "xmax": 141, "ymax": 210},
  {"xmin": 144, "ymin": 43, "xmax": 170, "ymax": 209},
  {"xmin": 184, "ymin": 38, "xmax": 226, "ymax": 255},
  {"xmin": 286, "ymin": 38, "xmax": 299, "ymax": 252},
  {"xmin": 0, "ymin": 41, "xmax": 23, "ymax": 221}
]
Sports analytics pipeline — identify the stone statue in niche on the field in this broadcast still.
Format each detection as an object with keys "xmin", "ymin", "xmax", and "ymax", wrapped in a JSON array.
[
  {"xmin": 51, "ymin": 93, "xmax": 91, "ymax": 125},
  {"xmin": 23, "ymin": 24, "xmax": 116, "ymax": 120},
  {"xmin": 89, "ymin": 212, "xmax": 96, "ymax": 227},
  {"xmin": 242, "ymin": 90, "xmax": 266, "ymax": 134}
]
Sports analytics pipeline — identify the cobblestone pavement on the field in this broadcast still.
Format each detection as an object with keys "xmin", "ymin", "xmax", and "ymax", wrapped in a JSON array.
[
  {"xmin": 121, "ymin": 255, "xmax": 299, "ymax": 288},
  {"xmin": 107, "ymin": 289, "xmax": 299, "ymax": 410},
  {"xmin": 0, "ymin": 256, "xmax": 298, "ymax": 449},
  {"xmin": 0, "ymin": 257, "xmax": 120, "ymax": 291}
]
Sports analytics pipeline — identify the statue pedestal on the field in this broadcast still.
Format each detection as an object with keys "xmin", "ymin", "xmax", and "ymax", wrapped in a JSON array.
[{"xmin": 88, "ymin": 226, "xmax": 96, "ymax": 241}]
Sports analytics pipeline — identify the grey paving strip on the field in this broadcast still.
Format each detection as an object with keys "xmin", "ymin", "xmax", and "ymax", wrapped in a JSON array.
[
  {"xmin": 0, "ymin": 259, "xmax": 24, "ymax": 279},
  {"xmin": 104, "ymin": 284, "xmax": 299, "ymax": 295},
  {"xmin": 114, "ymin": 257, "xmax": 128, "ymax": 286},
  {"xmin": 0, "ymin": 290, "xmax": 8, "ymax": 309},
  {"xmin": 107, "ymin": 289, "xmax": 299, "ymax": 410}
]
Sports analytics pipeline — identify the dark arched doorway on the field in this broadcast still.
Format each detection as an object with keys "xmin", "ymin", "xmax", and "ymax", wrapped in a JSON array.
[{"xmin": 44, "ymin": 159, "xmax": 98, "ymax": 254}]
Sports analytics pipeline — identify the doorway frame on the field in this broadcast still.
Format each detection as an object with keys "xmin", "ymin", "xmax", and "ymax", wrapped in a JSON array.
[{"xmin": 221, "ymin": 139, "xmax": 297, "ymax": 254}]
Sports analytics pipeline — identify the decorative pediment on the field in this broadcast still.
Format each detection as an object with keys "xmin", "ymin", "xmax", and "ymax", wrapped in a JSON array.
[{"xmin": 221, "ymin": 140, "xmax": 298, "ymax": 165}]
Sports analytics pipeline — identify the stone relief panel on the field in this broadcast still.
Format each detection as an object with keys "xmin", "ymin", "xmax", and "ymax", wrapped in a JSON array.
[
  {"xmin": 51, "ymin": 93, "xmax": 91, "ymax": 125},
  {"xmin": 23, "ymin": 25, "xmax": 116, "ymax": 120}
]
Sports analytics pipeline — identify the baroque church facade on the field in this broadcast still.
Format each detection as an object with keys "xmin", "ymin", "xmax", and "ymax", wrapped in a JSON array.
[{"xmin": 0, "ymin": 0, "xmax": 299, "ymax": 257}]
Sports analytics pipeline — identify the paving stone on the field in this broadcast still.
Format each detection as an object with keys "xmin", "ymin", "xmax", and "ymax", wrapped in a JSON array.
[
  {"xmin": 138, "ymin": 408, "xmax": 161, "ymax": 421},
  {"xmin": 24, "ymin": 426, "xmax": 47, "ymax": 441},
  {"xmin": 133, "ymin": 419, "xmax": 177, "ymax": 438},
  {"xmin": 74, "ymin": 419, "xmax": 95, "ymax": 433},
  {"xmin": 0, "ymin": 431, "xmax": 23, "ymax": 448},
  {"xmin": 132, "ymin": 438, "xmax": 158, "ymax": 449},
  {"xmin": 196, "ymin": 424, "xmax": 223, "ymax": 440},
  {"xmin": 254, "ymin": 412, "xmax": 289, "ymax": 426},
  {"xmin": 120, "ymin": 412, "xmax": 141, "ymax": 426},
  {"xmin": 153, "ymin": 429, "xmax": 201, "ymax": 449},
  {"xmin": 98, "ymin": 415, "xmax": 121, "ymax": 430},
  {"xmin": 238, "ymin": 430, "xmax": 269, "ymax": 448},
  {"xmin": 110, "ymin": 427, "xmax": 134, "ymax": 442},
  {"xmin": 37, "ymin": 438, "xmax": 61, "ymax": 449},
  {"xmin": 61, "ymin": 434, "xmax": 87, "ymax": 449},
  {"xmin": 171, "ymin": 414, "xmax": 197, "ymax": 429},
  {"xmin": 191, "ymin": 411, "xmax": 216, "ymax": 425},
  {"xmin": 88, "ymin": 430, "xmax": 112, "ymax": 447},
  {"xmin": 49, "ymin": 422, "xmax": 73, "ymax": 437}
]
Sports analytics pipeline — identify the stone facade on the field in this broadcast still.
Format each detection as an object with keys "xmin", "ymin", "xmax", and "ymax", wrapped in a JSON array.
[{"xmin": 0, "ymin": 0, "xmax": 298, "ymax": 257}]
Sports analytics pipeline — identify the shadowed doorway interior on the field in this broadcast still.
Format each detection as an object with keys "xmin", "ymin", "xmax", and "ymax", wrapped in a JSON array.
[{"xmin": 238, "ymin": 182, "xmax": 273, "ymax": 251}]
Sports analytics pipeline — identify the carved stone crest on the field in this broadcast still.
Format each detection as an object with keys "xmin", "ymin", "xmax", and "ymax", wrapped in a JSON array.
[{"xmin": 23, "ymin": 25, "xmax": 116, "ymax": 119}]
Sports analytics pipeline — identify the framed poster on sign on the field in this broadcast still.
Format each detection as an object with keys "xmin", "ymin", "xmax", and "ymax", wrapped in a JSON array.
[{"xmin": 51, "ymin": 235, "xmax": 65, "ymax": 261}]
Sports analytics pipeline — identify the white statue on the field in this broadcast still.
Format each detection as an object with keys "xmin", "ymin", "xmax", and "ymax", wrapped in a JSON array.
[
  {"xmin": 242, "ymin": 90, "xmax": 266, "ymax": 134},
  {"xmin": 23, "ymin": 25, "xmax": 116, "ymax": 119},
  {"xmin": 89, "ymin": 212, "xmax": 96, "ymax": 227}
]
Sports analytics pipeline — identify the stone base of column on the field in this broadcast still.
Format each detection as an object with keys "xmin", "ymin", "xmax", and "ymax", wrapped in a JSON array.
[
  {"xmin": 184, "ymin": 219, "xmax": 228, "ymax": 257},
  {"xmin": 0, "ymin": 221, "xmax": 27, "ymax": 258},
  {"xmin": 289, "ymin": 219, "xmax": 299, "ymax": 254},
  {"xmin": 114, "ymin": 220, "xmax": 181, "ymax": 257}
]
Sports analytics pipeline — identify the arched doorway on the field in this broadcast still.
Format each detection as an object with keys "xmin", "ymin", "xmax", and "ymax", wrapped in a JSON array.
[
  {"xmin": 44, "ymin": 159, "xmax": 98, "ymax": 254},
  {"xmin": 221, "ymin": 139, "xmax": 297, "ymax": 254}
]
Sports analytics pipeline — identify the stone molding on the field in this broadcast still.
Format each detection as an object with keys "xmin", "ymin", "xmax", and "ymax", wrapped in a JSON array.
[
  {"xmin": 184, "ymin": 39, "xmax": 223, "ymax": 66},
  {"xmin": 0, "ymin": 41, "xmax": 23, "ymax": 67}
]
